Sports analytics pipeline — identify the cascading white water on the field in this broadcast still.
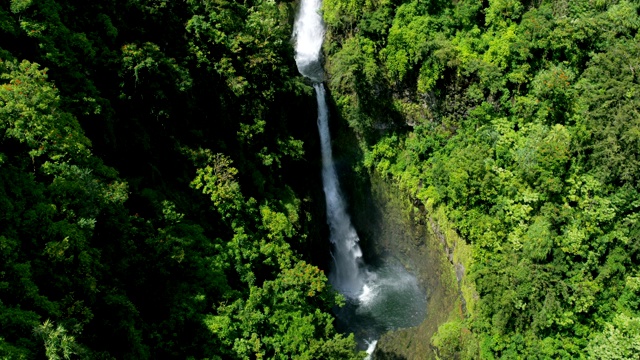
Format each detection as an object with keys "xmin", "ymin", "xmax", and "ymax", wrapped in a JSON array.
[
  {"xmin": 314, "ymin": 83, "xmax": 366, "ymax": 298},
  {"xmin": 293, "ymin": 0, "xmax": 325, "ymax": 82},
  {"xmin": 293, "ymin": 0, "xmax": 366, "ymax": 299},
  {"xmin": 293, "ymin": 1, "xmax": 426, "ymax": 356}
]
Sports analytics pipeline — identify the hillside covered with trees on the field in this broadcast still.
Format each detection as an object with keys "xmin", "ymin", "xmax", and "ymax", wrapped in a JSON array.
[
  {"xmin": 0, "ymin": 0, "xmax": 364, "ymax": 358},
  {"xmin": 2, "ymin": 0, "xmax": 640, "ymax": 359},
  {"xmin": 323, "ymin": 0, "xmax": 640, "ymax": 358}
]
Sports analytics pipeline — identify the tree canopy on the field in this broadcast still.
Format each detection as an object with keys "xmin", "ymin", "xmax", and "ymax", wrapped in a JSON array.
[
  {"xmin": 324, "ymin": 0, "xmax": 640, "ymax": 358},
  {"xmin": 0, "ymin": 0, "xmax": 363, "ymax": 358}
]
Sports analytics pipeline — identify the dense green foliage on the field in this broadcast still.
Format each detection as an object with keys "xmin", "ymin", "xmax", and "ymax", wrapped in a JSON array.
[
  {"xmin": 0, "ymin": 0, "xmax": 363, "ymax": 358},
  {"xmin": 323, "ymin": 0, "xmax": 640, "ymax": 358}
]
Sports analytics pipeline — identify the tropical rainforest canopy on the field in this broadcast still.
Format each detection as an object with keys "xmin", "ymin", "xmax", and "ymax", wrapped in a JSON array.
[
  {"xmin": 1, "ymin": 0, "xmax": 639, "ymax": 359},
  {"xmin": 0, "ymin": 0, "xmax": 362, "ymax": 358},
  {"xmin": 323, "ymin": 0, "xmax": 640, "ymax": 358}
]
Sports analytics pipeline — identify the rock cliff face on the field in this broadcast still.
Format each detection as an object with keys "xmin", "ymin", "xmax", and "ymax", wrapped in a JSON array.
[
  {"xmin": 328, "ymin": 84, "xmax": 473, "ymax": 359},
  {"xmin": 345, "ymin": 173, "xmax": 462, "ymax": 359}
]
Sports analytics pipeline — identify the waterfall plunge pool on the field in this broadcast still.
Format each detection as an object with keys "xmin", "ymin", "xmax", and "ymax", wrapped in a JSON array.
[{"xmin": 334, "ymin": 256, "xmax": 428, "ymax": 352}]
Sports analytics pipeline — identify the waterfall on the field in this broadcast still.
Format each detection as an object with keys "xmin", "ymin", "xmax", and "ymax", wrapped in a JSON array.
[
  {"xmin": 293, "ymin": 0, "xmax": 325, "ymax": 83},
  {"xmin": 293, "ymin": 1, "xmax": 427, "ymax": 356},
  {"xmin": 293, "ymin": 0, "xmax": 366, "ymax": 299},
  {"xmin": 314, "ymin": 83, "xmax": 366, "ymax": 298}
]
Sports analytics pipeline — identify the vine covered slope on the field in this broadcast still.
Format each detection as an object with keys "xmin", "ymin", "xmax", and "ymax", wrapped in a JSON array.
[
  {"xmin": 0, "ymin": 0, "xmax": 365, "ymax": 358},
  {"xmin": 323, "ymin": 0, "xmax": 640, "ymax": 358}
]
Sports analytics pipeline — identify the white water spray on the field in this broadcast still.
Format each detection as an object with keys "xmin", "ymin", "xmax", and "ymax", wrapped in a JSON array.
[
  {"xmin": 293, "ymin": 0, "xmax": 427, "ymax": 355},
  {"xmin": 293, "ymin": 0, "xmax": 325, "ymax": 82},
  {"xmin": 364, "ymin": 340, "xmax": 378, "ymax": 360},
  {"xmin": 314, "ymin": 83, "xmax": 367, "ymax": 298},
  {"xmin": 293, "ymin": 0, "xmax": 367, "ymax": 299}
]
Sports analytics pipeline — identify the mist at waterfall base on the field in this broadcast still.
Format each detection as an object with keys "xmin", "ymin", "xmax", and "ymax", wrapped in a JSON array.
[
  {"xmin": 314, "ymin": 84, "xmax": 427, "ymax": 350},
  {"xmin": 334, "ymin": 259, "xmax": 427, "ymax": 350},
  {"xmin": 293, "ymin": 0, "xmax": 427, "ymax": 353}
]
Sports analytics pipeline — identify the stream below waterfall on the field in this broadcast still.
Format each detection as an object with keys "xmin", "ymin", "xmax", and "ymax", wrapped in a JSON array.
[{"xmin": 293, "ymin": 0, "xmax": 427, "ymax": 355}]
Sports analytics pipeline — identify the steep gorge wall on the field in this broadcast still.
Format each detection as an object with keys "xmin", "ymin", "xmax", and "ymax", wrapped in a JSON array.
[
  {"xmin": 332, "ymin": 117, "xmax": 475, "ymax": 358},
  {"xmin": 322, "ymin": 1, "xmax": 640, "ymax": 358}
]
